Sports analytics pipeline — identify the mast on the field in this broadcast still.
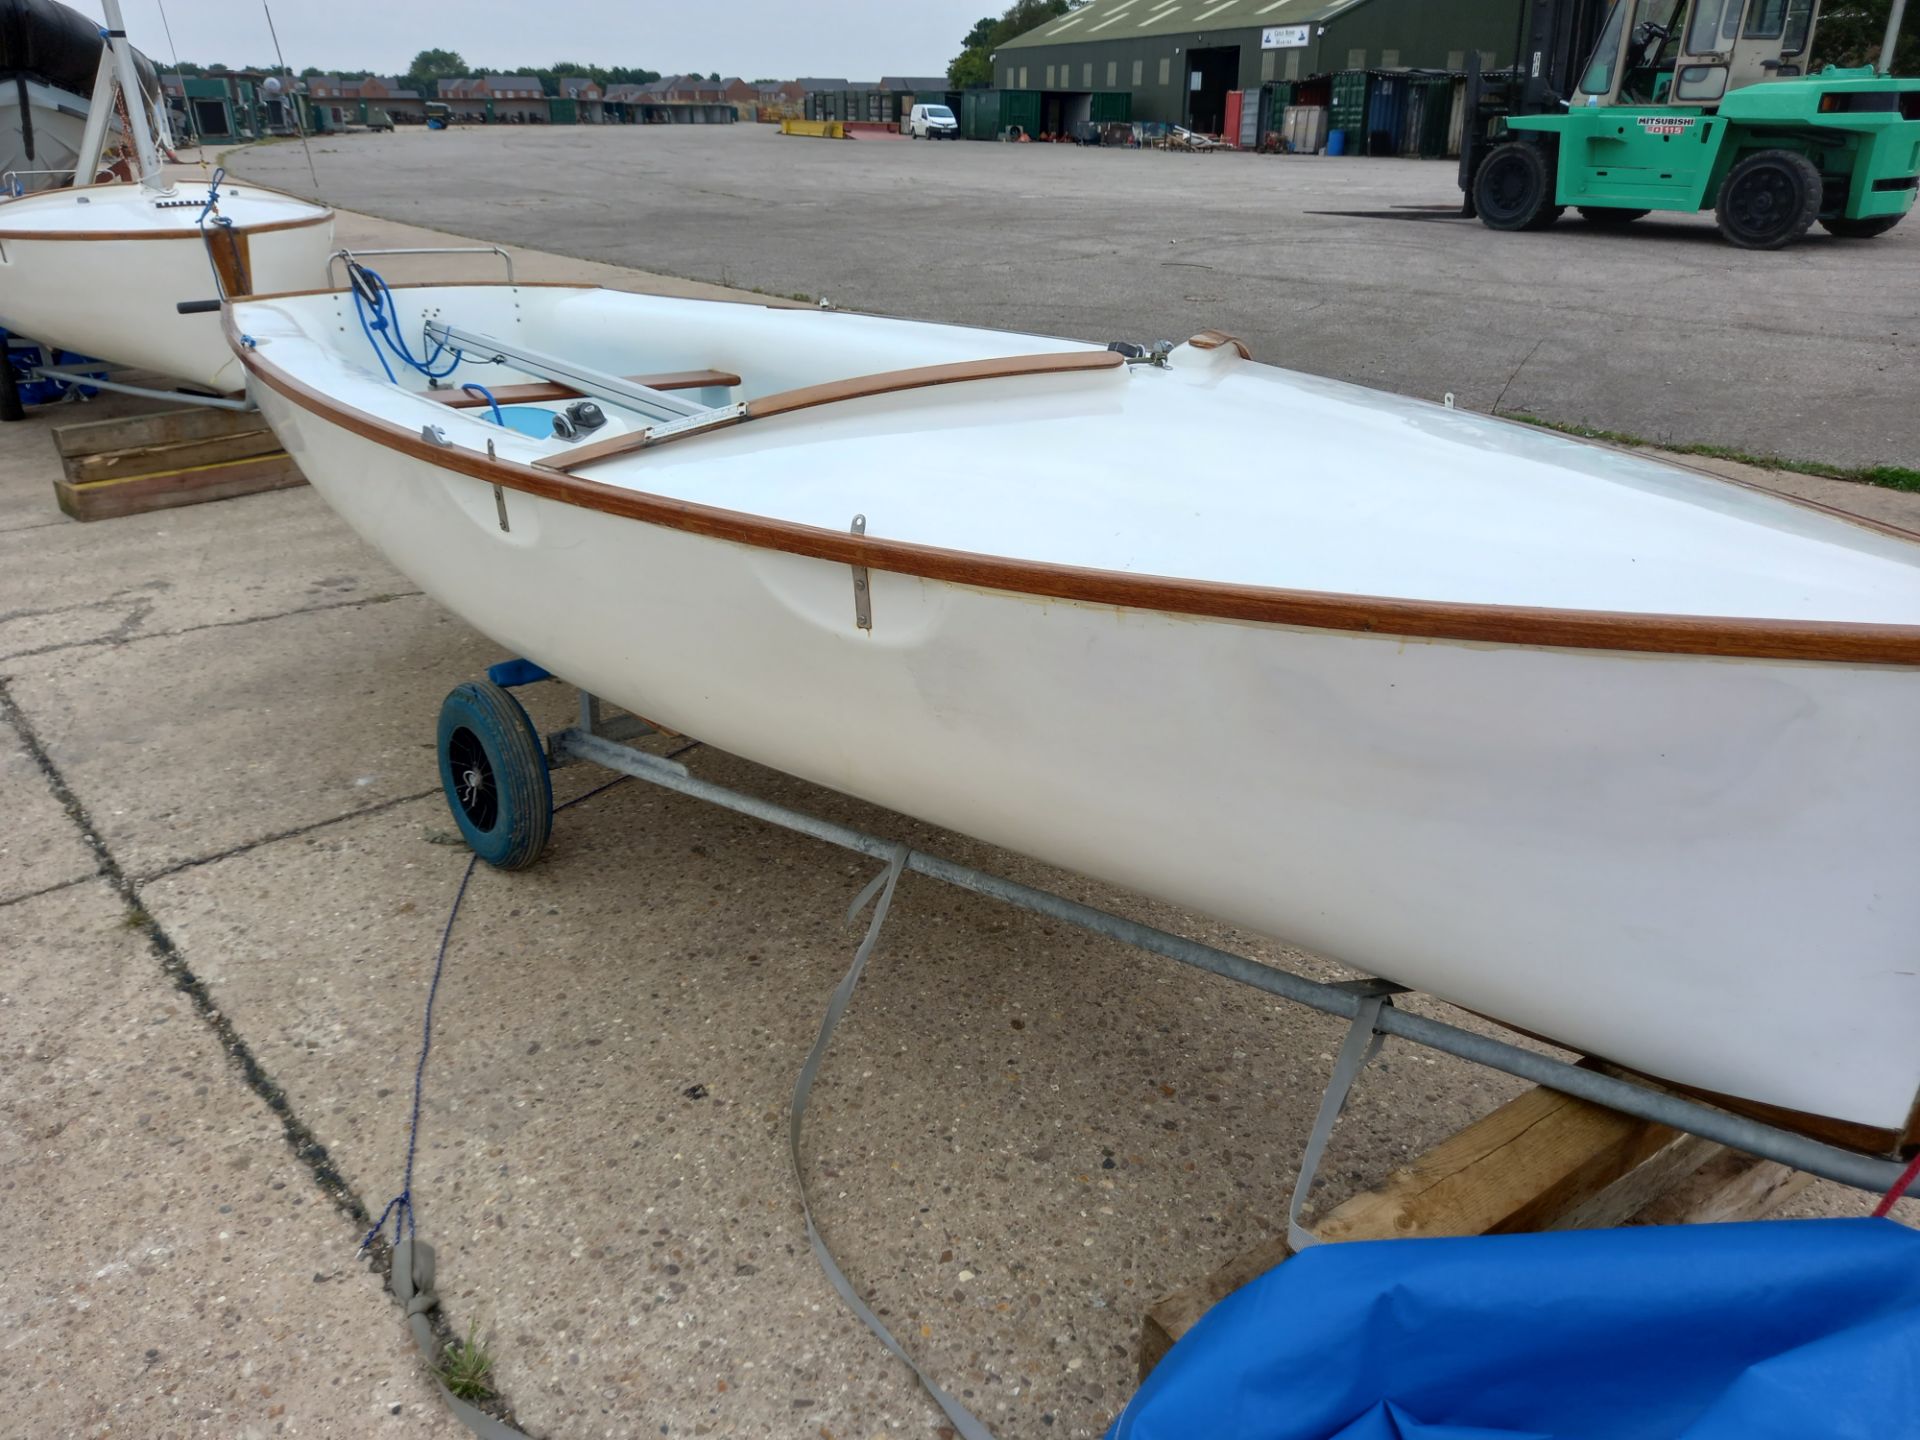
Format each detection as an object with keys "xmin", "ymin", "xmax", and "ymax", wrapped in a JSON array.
[{"xmin": 73, "ymin": 0, "xmax": 168, "ymax": 190}]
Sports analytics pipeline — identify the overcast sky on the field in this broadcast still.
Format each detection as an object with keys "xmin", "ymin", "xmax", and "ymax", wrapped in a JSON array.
[{"xmin": 72, "ymin": 1, "xmax": 989, "ymax": 81}]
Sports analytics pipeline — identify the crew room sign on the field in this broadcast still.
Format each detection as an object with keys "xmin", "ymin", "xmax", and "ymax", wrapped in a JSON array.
[{"xmin": 1262, "ymin": 24, "xmax": 1310, "ymax": 47}]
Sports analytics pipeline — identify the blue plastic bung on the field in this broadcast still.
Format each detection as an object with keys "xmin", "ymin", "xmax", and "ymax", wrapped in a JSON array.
[
  {"xmin": 1108, "ymin": 1218, "xmax": 1920, "ymax": 1440},
  {"xmin": 1326, "ymin": 128, "xmax": 1347, "ymax": 157}
]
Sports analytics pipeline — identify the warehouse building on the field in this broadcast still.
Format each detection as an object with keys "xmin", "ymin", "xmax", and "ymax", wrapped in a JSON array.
[{"xmin": 995, "ymin": 0, "xmax": 1521, "ymax": 131}]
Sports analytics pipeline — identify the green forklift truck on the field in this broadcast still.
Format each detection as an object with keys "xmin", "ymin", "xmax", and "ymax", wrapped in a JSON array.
[{"xmin": 1467, "ymin": 0, "xmax": 1920, "ymax": 247}]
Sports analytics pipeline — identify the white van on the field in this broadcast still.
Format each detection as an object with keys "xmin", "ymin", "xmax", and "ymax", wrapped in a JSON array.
[{"xmin": 908, "ymin": 103, "xmax": 959, "ymax": 139}]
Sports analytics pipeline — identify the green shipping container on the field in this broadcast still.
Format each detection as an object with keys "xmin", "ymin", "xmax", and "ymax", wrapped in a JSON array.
[
  {"xmin": 549, "ymin": 97, "xmax": 578, "ymax": 124},
  {"xmin": 1330, "ymin": 70, "xmax": 1370, "ymax": 151},
  {"xmin": 962, "ymin": 89, "xmax": 1043, "ymax": 140},
  {"xmin": 1087, "ymin": 90, "xmax": 1132, "ymax": 124}
]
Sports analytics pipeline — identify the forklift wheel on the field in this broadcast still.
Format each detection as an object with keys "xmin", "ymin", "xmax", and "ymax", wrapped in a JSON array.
[
  {"xmin": 1819, "ymin": 214, "xmax": 1903, "ymax": 239},
  {"xmin": 1715, "ymin": 150, "xmax": 1821, "ymax": 250},
  {"xmin": 1578, "ymin": 206, "xmax": 1650, "ymax": 227},
  {"xmin": 1474, "ymin": 142, "xmax": 1562, "ymax": 232}
]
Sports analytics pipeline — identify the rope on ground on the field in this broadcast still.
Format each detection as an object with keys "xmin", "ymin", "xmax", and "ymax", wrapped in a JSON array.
[{"xmin": 787, "ymin": 844, "xmax": 997, "ymax": 1440}]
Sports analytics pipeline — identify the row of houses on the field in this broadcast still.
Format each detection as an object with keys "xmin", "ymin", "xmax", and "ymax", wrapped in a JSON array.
[{"xmin": 161, "ymin": 70, "xmax": 825, "ymax": 143}]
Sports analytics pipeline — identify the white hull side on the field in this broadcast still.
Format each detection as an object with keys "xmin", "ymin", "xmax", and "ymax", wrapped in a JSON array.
[
  {"xmin": 0, "ymin": 80, "xmax": 92, "ymax": 191},
  {"xmin": 0, "ymin": 220, "xmax": 333, "ymax": 388},
  {"xmin": 256, "ymin": 382, "xmax": 1920, "ymax": 1133}
]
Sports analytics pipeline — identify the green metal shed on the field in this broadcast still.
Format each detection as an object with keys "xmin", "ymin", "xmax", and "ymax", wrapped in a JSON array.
[{"xmin": 995, "ymin": 0, "xmax": 1518, "ymax": 129}]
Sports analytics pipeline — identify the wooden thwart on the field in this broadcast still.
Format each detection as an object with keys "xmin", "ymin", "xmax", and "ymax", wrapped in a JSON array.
[
  {"xmin": 52, "ymin": 406, "xmax": 306, "ymax": 522},
  {"xmin": 1137, "ymin": 1082, "xmax": 1813, "ymax": 1380}
]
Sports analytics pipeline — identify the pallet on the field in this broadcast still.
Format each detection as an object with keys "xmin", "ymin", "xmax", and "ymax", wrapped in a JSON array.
[
  {"xmin": 51, "ymin": 406, "xmax": 305, "ymax": 522},
  {"xmin": 1136, "ymin": 1081, "xmax": 1813, "ymax": 1379}
]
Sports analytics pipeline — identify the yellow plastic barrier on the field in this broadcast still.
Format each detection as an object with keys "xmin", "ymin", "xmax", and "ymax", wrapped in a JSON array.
[{"xmin": 780, "ymin": 118, "xmax": 846, "ymax": 139}]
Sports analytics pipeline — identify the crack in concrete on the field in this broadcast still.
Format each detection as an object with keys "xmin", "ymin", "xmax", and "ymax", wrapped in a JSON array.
[
  {"xmin": 0, "ymin": 673, "xmax": 529, "ymax": 1436},
  {"xmin": 0, "ymin": 870, "xmax": 103, "ymax": 909},
  {"xmin": 137, "ymin": 787, "xmax": 444, "ymax": 884},
  {"xmin": 0, "ymin": 675, "xmax": 376, "ymax": 1226},
  {"xmin": 0, "ymin": 588, "xmax": 424, "ymax": 664}
]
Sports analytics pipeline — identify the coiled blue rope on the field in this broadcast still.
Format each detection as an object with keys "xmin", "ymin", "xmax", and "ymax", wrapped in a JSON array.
[{"xmin": 348, "ymin": 263, "xmax": 464, "ymax": 385}]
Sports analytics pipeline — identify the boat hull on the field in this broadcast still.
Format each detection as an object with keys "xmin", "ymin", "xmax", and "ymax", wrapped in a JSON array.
[
  {"xmin": 251, "ymin": 375, "xmax": 1920, "ymax": 1137},
  {"xmin": 0, "ymin": 188, "xmax": 333, "ymax": 387},
  {"xmin": 0, "ymin": 77, "xmax": 91, "ymax": 191}
]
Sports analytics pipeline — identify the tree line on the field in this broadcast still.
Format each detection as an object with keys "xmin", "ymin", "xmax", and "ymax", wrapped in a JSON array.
[{"xmin": 164, "ymin": 52, "xmax": 686, "ymax": 98}]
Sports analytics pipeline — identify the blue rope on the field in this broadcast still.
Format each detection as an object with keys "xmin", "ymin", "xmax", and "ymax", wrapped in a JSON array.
[
  {"xmin": 348, "ymin": 264, "xmax": 463, "ymax": 383},
  {"xmin": 362, "ymin": 852, "xmax": 478, "ymax": 1252},
  {"xmin": 195, "ymin": 166, "xmax": 226, "ymax": 227},
  {"xmin": 461, "ymin": 383, "xmax": 502, "ymax": 425},
  {"xmin": 359, "ymin": 741, "xmax": 697, "ymax": 1256}
]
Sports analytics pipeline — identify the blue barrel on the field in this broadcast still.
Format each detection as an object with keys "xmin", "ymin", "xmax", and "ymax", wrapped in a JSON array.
[{"xmin": 1326, "ymin": 128, "xmax": 1347, "ymax": 156}]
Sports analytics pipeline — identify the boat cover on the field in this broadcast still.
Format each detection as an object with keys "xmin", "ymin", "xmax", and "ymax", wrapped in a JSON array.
[
  {"xmin": 0, "ymin": 0, "xmax": 157, "ymax": 97},
  {"xmin": 1109, "ymin": 1219, "xmax": 1920, "ymax": 1439}
]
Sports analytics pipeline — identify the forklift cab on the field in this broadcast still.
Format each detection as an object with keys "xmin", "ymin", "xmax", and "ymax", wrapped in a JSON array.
[{"xmin": 1574, "ymin": 0, "xmax": 1818, "ymax": 109}]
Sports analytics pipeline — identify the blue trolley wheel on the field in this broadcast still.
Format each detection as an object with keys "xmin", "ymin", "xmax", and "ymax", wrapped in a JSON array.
[{"xmin": 436, "ymin": 680, "xmax": 552, "ymax": 870}]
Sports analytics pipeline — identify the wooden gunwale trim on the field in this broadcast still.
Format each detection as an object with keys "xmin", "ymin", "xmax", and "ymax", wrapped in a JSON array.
[
  {"xmin": 0, "ymin": 208, "xmax": 333, "ymax": 243},
  {"xmin": 235, "ymin": 279, "xmax": 782, "ymax": 306},
  {"xmin": 0, "ymin": 177, "xmax": 331, "ymax": 241},
  {"xmin": 225, "ymin": 317, "xmax": 1920, "ymax": 666},
  {"xmin": 533, "ymin": 350, "xmax": 1128, "ymax": 475}
]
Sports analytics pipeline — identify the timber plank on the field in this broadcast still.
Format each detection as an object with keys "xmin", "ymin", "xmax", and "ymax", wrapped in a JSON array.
[
  {"xmin": 1138, "ymin": 1086, "xmax": 1678, "ymax": 1380},
  {"xmin": 62, "ymin": 428, "xmax": 285, "ymax": 484},
  {"xmin": 52, "ymin": 405, "xmax": 269, "ymax": 459},
  {"xmin": 55, "ymin": 452, "xmax": 306, "ymax": 522}
]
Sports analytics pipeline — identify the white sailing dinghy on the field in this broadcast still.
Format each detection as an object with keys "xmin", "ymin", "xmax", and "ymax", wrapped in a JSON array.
[
  {"xmin": 227, "ymin": 275, "xmax": 1920, "ymax": 1148},
  {"xmin": 0, "ymin": 0, "xmax": 331, "ymax": 391}
]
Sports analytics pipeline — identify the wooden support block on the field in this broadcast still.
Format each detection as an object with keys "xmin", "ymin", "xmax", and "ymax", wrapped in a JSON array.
[
  {"xmin": 61, "ymin": 427, "xmax": 285, "ymax": 485},
  {"xmin": 51, "ymin": 405, "xmax": 269, "ymax": 459},
  {"xmin": 1626, "ymin": 1149, "xmax": 1815, "ymax": 1226},
  {"xmin": 1138, "ymin": 1085, "xmax": 1682, "ymax": 1381},
  {"xmin": 1137, "ymin": 1073, "xmax": 1822, "ymax": 1382},
  {"xmin": 55, "ymin": 452, "xmax": 306, "ymax": 522}
]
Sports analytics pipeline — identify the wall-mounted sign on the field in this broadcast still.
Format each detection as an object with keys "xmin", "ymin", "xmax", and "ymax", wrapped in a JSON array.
[{"xmin": 1262, "ymin": 24, "xmax": 1310, "ymax": 48}]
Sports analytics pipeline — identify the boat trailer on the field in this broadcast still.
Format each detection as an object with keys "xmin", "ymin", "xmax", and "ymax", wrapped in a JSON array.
[
  {"xmin": 417, "ymin": 666, "xmax": 1920, "ymax": 1437},
  {"xmin": 447, "ymin": 669, "xmax": 1920, "ymax": 1205}
]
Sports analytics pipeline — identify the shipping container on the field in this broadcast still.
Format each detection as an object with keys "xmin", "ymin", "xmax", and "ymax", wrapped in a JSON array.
[
  {"xmin": 548, "ymin": 97, "xmax": 578, "ymax": 125},
  {"xmin": 1329, "ymin": 71, "xmax": 1369, "ymax": 153},
  {"xmin": 961, "ymin": 89, "xmax": 1043, "ymax": 141},
  {"xmin": 1364, "ymin": 73, "xmax": 1408, "ymax": 156},
  {"xmin": 1087, "ymin": 90, "xmax": 1132, "ymax": 124}
]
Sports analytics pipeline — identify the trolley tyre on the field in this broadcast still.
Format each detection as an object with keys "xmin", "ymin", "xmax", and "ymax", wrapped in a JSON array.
[{"xmin": 436, "ymin": 680, "xmax": 553, "ymax": 870}]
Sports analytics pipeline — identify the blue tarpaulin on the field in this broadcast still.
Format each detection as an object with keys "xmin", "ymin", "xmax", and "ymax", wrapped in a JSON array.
[{"xmin": 1110, "ymin": 1219, "xmax": 1920, "ymax": 1440}]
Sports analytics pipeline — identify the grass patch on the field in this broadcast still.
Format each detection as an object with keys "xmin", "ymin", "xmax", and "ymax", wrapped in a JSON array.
[
  {"xmin": 436, "ymin": 1320, "xmax": 495, "ymax": 1403},
  {"xmin": 121, "ymin": 907, "xmax": 152, "ymax": 930},
  {"xmin": 1505, "ymin": 413, "xmax": 1920, "ymax": 492}
]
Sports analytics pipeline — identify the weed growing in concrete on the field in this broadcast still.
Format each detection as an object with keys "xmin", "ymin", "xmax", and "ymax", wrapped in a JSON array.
[
  {"xmin": 437, "ymin": 1320, "xmax": 495, "ymax": 1402},
  {"xmin": 1507, "ymin": 414, "xmax": 1920, "ymax": 492}
]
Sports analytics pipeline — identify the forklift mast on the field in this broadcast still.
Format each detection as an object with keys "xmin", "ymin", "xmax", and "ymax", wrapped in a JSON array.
[{"xmin": 1460, "ymin": 0, "xmax": 1616, "ymax": 207}]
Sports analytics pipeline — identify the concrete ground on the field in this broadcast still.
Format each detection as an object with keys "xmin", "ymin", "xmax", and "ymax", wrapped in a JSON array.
[
  {"xmin": 229, "ymin": 124, "xmax": 1918, "ymax": 473},
  {"xmin": 1, "ymin": 197, "xmax": 1913, "ymax": 1440}
]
